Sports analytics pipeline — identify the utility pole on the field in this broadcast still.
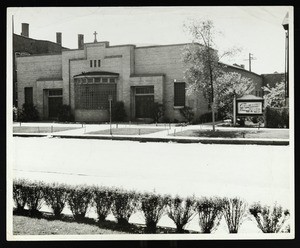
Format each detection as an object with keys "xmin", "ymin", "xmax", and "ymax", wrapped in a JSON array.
[{"xmin": 244, "ymin": 53, "xmax": 257, "ymax": 72}]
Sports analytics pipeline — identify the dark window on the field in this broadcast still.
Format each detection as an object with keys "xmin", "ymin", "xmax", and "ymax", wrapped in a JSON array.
[
  {"xmin": 90, "ymin": 60, "xmax": 93, "ymax": 67},
  {"xmin": 174, "ymin": 82, "xmax": 185, "ymax": 107},
  {"xmin": 109, "ymin": 78, "xmax": 116, "ymax": 83},
  {"xmin": 75, "ymin": 82, "xmax": 117, "ymax": 110},
  {"xmin": 94, "ymin": 78, "xmax": 101, "ymax": 83},
  {"xmin": 94, "ymin": 60, "xmax": 97, "ymax": 67},
  {"xmin": 98, "ymin": 60, "xmax": 101, "ymax": 67},
  {"xmin": 102, "ymin": 78, "xmax": 108, "ymax": 83},
  {"xmin": 87, "ymin": 78, "xmax": 93, "ymax": 83},
  {"xmin": 135, "ymin": 86, "xmax": 154, "ymax": 94},
  {"xmin": 24, "ymin": 87, "xmax": 33, "ymax": 104},
  {"xmin": 49, "ymin": 89, "xmax": 62, "ymax": 96}
]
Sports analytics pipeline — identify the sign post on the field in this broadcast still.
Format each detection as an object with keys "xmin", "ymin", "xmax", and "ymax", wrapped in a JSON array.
[
  {"xmin": 108, "ymin": 95, "xmax": 113, "ymax": 135},
  {"xmin": 233, "ymin": 91, "xmax": 237, "ymax": 126}
]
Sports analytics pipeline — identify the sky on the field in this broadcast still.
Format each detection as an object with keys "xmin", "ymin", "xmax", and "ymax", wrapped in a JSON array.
[{"xmin": 7, "ymin": 6, "xmax": 292, "ymax": 75}]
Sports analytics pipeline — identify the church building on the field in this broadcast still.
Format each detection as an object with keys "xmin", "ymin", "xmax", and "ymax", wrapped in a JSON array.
[{"xmin": 16, "ymin": 31, "xmax": 263, "ymax": 123}]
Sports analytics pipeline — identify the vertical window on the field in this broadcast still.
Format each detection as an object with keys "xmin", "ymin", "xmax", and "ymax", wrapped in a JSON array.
[
  {"xmin": 94, "ymin": 60, "xmax": 97, "ymax": 67},
  {"xmin": 90, "ymin": 60, "xmax": 93, "ymax": 67},
  {"xmin": 98, "ymin": 60, "xmax": 101, "ymax": 67},
  {"xmin": 24, "ymin": 87, "xmax": 33, "ymax": 104},
  {"xmin": 174, "ymin": 82, "xmax": 185, "ymax": 107}
]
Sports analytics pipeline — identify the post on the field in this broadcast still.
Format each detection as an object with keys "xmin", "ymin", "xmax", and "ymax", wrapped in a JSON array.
[
  {"xmin": 108, "ymin": 95, "xmax": 112, "ymax": 135},
  {"xmin": 233, "ymin": 92, "xmax": 237, "ymax": 126}
]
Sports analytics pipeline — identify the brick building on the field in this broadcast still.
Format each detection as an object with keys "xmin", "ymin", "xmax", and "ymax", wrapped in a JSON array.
[
  {"xmin": 16, "ymin": 33, "xmax": 268, "ymax": 123},
  {"xmin": 13, "ymin": 23, "xmax": 68, "ymax": 106}
]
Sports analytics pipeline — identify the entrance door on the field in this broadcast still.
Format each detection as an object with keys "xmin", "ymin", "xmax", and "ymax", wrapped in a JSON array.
[
  {"xmin": 48, "ymin": 97, "xmax": 62, "ymax": 119},
  {"xmin": 135, "ymin": 95, "xmax": 154, "ymax": 118}
]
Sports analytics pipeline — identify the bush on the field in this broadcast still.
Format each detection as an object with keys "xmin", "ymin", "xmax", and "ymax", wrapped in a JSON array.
[
  {"xmin": 58, "ymin": 105, "xmax": 74, "ymax": 122},
  {"xmin": 198, "ymin": 112, "xmax": 218, "ymax": 124},
  {"xmin": 140, "ymin": 192, "xmax": 168, "ymax": 233},
  {"xmin": 13, "ymin": 179, "xmax": 29, "ymax": 213},
  {"xmin": 67, "ymin": 185, "xmax": 93, "ymax": 222},
  {"xmin": 111, "ymin": 189, "xmax": 139, "ymax": 225},
  {"xmin": 196, "ymin": 197, "xmax": 223, "ymax": 233},
  {"xmin": 43, "ymin": 182, "xmax": 68, "ymax": 219},
  {"xmin": 93, "ymin": 186, "xmax": 115, "ymax": 222},
  {"xmin": 167, "ymin": 195, "xmax": 196, "ymax": 233},
  {"xmin": 18, "ymin": 103, "xmax": 39, "ymax": 122},
  {"xmin": 25, "ymin": 181, "xmax": 45, "ymax": 217},
  {"xmin": 222, "ymin": 197, "xmax": 247, "ymax": 233},
  {"xmin": 112, "ymin": 101, "xmax": 127, "ymax": 122},
  {"xmin": 265, "ymin": 107, "xmax": 289, "ymax": 128},
  {"xmin": 249, "ymin": 202, "xmax": 290, "ymax": 233},
  {"xmin": 180, "ymin": 107, "xmax": 194, "ymax": 123},
  {"xmin": 151, "ymin": 102, "xmax": 164, "ymax": 123}
]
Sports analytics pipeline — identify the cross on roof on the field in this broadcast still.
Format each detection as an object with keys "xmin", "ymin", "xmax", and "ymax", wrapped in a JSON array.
[{"xmin": 93, "ymin": 31, "xmax": 98, "ymax": 43}]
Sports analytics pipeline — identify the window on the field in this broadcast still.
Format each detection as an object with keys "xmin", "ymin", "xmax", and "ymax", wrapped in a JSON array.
[
  {"xmin": 98, "ymin": 60, "xmax": 101, "ymax": 67},
  {"xmin": 49, "ymin": 89, "xmax": 62, "ymax": 96},
  {"xmin": 174, "ymin": 82, "xmax": 185, "ymax": 107},
  {"xmin": 94, "ymin": 60, "xmax": 97, "ymax": 67},
  {"xmin": 109, "ymin": 78, "xmax": 115, "ymax": 83},
  {"xmin": 74, "ymin": 77, "xmax": 117, "ymax": 109},
  {"xmin": 135, "ymin": 86, "xmax": 154, "ymax": 95},
  {"xmin": 90, "ymin": 60, "xmax": 93, "ymax": 67},
  {"xmin": 24, "ymin": 87, "xmax": 33, "ymax": 104}
]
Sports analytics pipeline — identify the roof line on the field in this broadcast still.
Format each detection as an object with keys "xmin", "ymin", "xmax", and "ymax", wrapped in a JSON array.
[
  {"xmin": 219, "ymin": 62, "xmax": 261, "ymax": 77},
  {"xmin": 13, "ymin": 33, "xmax": 69, "ymax": 50}
]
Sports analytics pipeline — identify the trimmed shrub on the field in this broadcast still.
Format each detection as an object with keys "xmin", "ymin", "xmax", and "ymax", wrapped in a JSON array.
[
  {"xmin": 67, "ymin": 185, "xmax": 93, "ymax": 222},
  {"xmin": 196, "ymin": 197, "xmax": 223, "ymax": 233},
  {"xmin": 180, "ymin": 106, "xmax": 194, "ymax": 123},
  {"xmin": 198, "ymin": 112, "xmax": 218, "ymax": 124},
  {"xmin": 58, "ymin": 105, "xmax": 74, "ymax": 122},
  {"xmin": 249, "ymin": 202, "xmax": 290, "ymax": 233},
  {"xmin": 265, "ymin": 107, "xmax": 289, "ymax": 128},
  {"xmin": 167, "ymin": 195, "xmax": 196, "ymax": 233},
  {"xmin": 17, "ymin": 103, "xmax": 39, "ymax": 122},
  {"xmin": 43, "ymin": 182, "xmax": 68, "ymax": 219},
  {"xmin": 26, "ymin": 181, "xmax": 45, "ymax": 217},
  {"xmin": 140, "ymin": 192, "xmax": 168, "ymax": 233},
  {"xmin": 222, "ymin": 197, "xmax": 247, "ymax": 233},
  {"xmin": 13, "ymin": 179, "xmax": 29, "ymax": 213},
  {"xmin": 93, "ymin": 186, "xmax": 115, "ymax": 222},
  {"xmin": 151, "ymin": 102, "xmax": 164, "ymax": 123},
  {"xmin": 112, "ymin": 101, "xmax": 127, "ymax": 122},
  {"xmin": 111, "ymin": 189, "xmax": 139, "ymax": 225}
]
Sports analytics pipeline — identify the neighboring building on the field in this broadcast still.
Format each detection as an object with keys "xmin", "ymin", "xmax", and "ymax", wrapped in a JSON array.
[
  {"xmin": 13, "ymin": 23, "xmax": 69, "ymax": 106},
  {"xmin": 16, "ymin": 35, "xmax": 268, "ymax": 123}
]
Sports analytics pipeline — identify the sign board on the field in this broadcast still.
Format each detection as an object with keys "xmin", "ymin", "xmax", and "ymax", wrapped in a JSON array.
[
  {"xmin": 108, "ymin": 95, "xmax": 113, "ymax": 101},
  {"xmin": 237, "ymin": 101, "xmax": 263, "ymax": 115}
]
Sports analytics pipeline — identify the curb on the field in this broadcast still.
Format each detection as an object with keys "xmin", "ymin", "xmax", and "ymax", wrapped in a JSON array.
[{"xmin": 13, "ymin": 133, "xmax": 289, "ymax": 146}]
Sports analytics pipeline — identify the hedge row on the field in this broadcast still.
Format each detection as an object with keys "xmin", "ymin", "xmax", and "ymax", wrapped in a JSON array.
[
  {"xmin": 13, "ymin": 179, "xmax": 290, "ymax": 234},
  {"xmin": 265, "ymin": 107, "xmax": 289, "ymax": 128}
]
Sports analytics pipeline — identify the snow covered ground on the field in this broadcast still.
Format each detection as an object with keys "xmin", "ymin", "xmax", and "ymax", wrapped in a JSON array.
[{"xmin": 10, "ymin": 137, "xmax": 292, "ymax": 234}]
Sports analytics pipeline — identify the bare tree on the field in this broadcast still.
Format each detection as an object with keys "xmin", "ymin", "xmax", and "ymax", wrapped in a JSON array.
[{"xmin": 222, "ymin": 197, "xmax": 247, "ymax": 233}]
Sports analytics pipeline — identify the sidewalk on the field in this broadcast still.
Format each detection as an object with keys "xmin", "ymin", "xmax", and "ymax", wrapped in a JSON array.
[{"xmin": 12, "ymin": 122, "xmax": 290, "ymax": 146}]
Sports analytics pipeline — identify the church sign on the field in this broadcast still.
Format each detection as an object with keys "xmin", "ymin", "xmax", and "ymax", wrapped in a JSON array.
[
  {"xmin": 237, "ymin": 102, "xmax": 263, "ymax": 114},
  {"xmin": 236, "ymin": 95, "xmax": 264, "ymax": 116}
]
